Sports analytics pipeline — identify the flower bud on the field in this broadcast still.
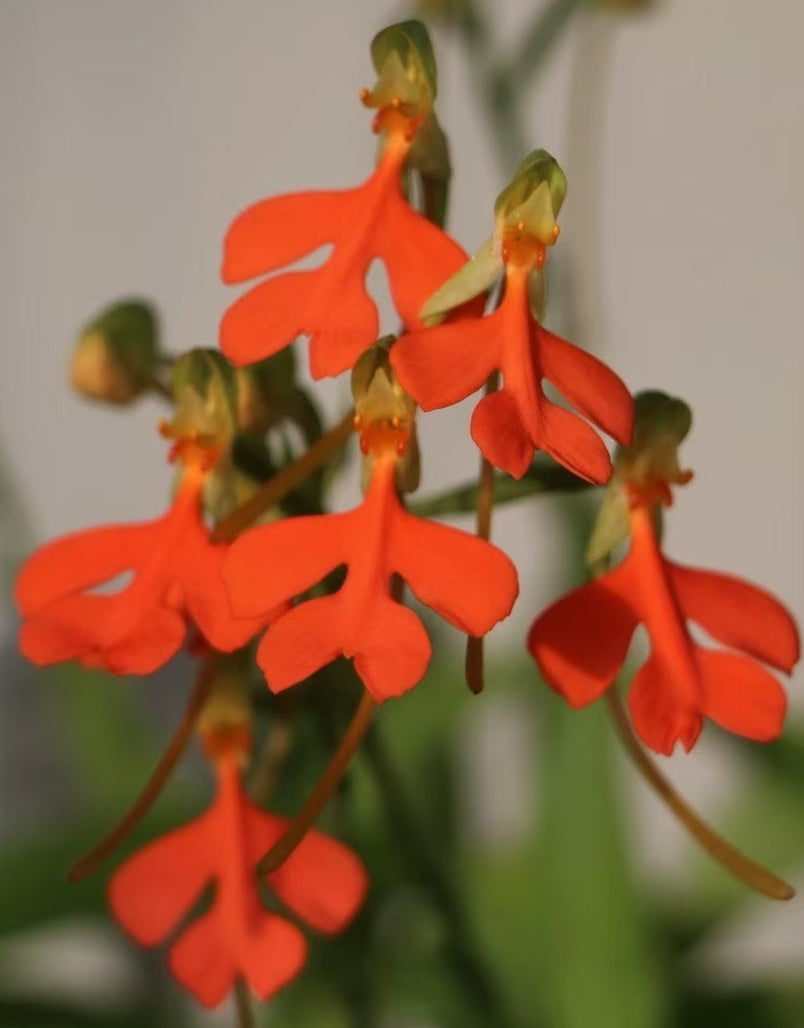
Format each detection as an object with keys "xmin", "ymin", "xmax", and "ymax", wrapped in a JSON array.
[{"xmin": 71, "ymin": 300, "xmax": 160, "ymax": 404}]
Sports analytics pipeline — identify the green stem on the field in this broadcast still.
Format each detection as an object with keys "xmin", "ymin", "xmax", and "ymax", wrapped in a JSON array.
[
  {"xmin": 409, "ymin": 461, "xmax": 594, "ymax": 518},
  {"xmin": 362, "ymin": 725, "xmax": 522, "ymax": 1028}
]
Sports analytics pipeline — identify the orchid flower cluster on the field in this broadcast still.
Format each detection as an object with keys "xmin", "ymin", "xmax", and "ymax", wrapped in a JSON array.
[{"xmin": 14, "ymin": 19, "xmax": 800, "ymax": 1014}]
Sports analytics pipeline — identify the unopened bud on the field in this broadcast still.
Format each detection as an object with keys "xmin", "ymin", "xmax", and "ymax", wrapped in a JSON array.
[{"xmin": 71, "ymin": 300, "xmax": 160, "ymax": 404}]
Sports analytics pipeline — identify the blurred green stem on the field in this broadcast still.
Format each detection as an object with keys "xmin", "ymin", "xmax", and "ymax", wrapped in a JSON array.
[
  {"xmin": 234, "ymin": 980, "xmax": 255, "ymax": 1028},
  {"xmin": 363, "ymin": 724, "xmax": 524, "ymax": 1028}
]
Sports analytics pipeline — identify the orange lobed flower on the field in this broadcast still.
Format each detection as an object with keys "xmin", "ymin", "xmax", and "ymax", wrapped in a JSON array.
[
  {"xmin": 223, "ymin": 427, "xmax": 519, "ymax": 700},
  {"xmin": 528, "ymin": 487, "xmax": 800, "ymax": 755},
  {"xmin": 391, "ymin": 240, "xmax": 633, "ymax": 483},
  {"xmin": 14, "ymin": 440, "xmax": 268, "ymax": 675},
  {"xmin": 219, "ymin": 111, "xmax": 471, "ymax": 380},
  {"xmin": 108, "ymin": 728, "xmax": 367, "ymax": 1008}
]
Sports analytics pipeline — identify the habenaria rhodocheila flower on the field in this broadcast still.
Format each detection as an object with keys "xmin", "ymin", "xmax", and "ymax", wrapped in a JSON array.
[
  {"xmin": 220, "ymin": 21, "xmax": 472, "ymax": 380},
  {"xmin": 391, "ymin": 150, "xmax": 633, "ymax": 481},
  {"xmin": 15, "ymin": 353, "xmax": 270, "ymax": 675},
  {"xmin": 108, "ymin": 720, "xmax": 367, "ymax": 1008},
  {"xmin": 224, "ymin": 349, "xmax": 519, "ymax": 699},
  {"xmin": 528, "ymin": 392, "xmax": 800, "ymax": 755}
]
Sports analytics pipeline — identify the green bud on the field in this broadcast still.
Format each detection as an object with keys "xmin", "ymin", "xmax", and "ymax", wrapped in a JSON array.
[
  {"xmin": 494, "ymin": 149, "xmax": 567, "ymax": 242},
  {"xmin": 71, "ymin": 299, "xmax": 160, "ymax": 404},
  {"xmin": 170, "ymin": 349, "xmax": 237, "ymax": 445}
]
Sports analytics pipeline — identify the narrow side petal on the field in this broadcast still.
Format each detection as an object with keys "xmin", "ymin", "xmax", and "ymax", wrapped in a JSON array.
[
  {"xmin": 539, "ymin": 326, "xmax": 634, "ymax": 445},
  {"xmin": 224, "ymin": 512, "xmax": 353, "ymax": 618},
  {"xmin": 528, "ymin": 565, "xmax": 638, "ymax": 708},
  {"xmin": 352, "ymin": 594, "xmax": 432, "ymax": 700},
  {"xmin": 390, "ymin": 314, "xmax": 498, "ymax": 411},
  {"xmin": 219, "ymin": 269, "xmax": 318, "ymax": 368},
  {"xmin": 107, "ymin": 815, "xmax": 212, "ymax": 946},
  {"xmin": 378, "ymin": 186, "xmax": 471, "ymax": 330},
  {"xmin": 237, "ymin": 915, "xmax": 308, "ymax": 1004},
  {"xmin": 391, "ymin": 508, "xmax": 518, "ymax": 636},
  {"xmin": 256, "ymin": 594, "xmax": 343, "ymax": 692},
  {"xmin": 698, "ymin": 648, "xmax": 787, "ymax": 742},
  {"xmin": 15, "ymin": 521, "xmax": 157, "ymax": 615},
  {"xmin": 470, "ymin": 388, "xmax": 534, "ymax": 479},
  {"xmin": 670, "ymin": 563, "xmax": 800, "ymax": 672},
  {"xmin": 540, "ymin": 399, "xmax": 614, "ymax": 485},
  {"xmin": 168, "ymin": 910, "xmax": 238, "ymax": 1009},
  {"xmin": 19, "ymin": 593, "xmax": 186, "ymax": 675},
  {"xmin": 627, "ymin": 655, "xmax": 703, "ymax": 755},
  {"xmin": 222, "ymin": 188, "xmax": 356, "ymax": 283},
  {"xmin": 268, "ymin": 828, "xmax": 368, "ymax": 934}
]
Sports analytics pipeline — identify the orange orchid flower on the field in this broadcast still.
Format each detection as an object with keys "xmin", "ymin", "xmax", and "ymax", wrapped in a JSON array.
[
  {"xmin": 108, "ymin": 728, "xmax": 367, "ymax": 1008},
  {"xmin": 224, "ymin": 406, "xmax": 519, "ymax": 700},
  {"xmin": 528, "ymin": 393, "xmax": 800, "ymax": 755},
  {"xmin": 219, "ymin": 27, "xmax": 469, "ymax": 380},
  {"xmin": 14, "ymin": 437, "xmax": 268, "ymax": 675},
  {"xmin": 391, "ymin": 151, "xmax": 633, "ymax": 481}
]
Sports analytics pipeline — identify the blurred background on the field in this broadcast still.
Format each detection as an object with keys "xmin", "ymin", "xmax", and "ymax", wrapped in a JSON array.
[{"xmin": 0, "ymin": 1, "xmax": 803, "ymax": 1025}]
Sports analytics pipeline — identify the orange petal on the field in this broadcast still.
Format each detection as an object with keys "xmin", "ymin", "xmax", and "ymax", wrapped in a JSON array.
[
  {"xmin": 698, "ymin": 648, "xmax": 787, "ymax": 742},
  {"xmin": 19, "ymin": 593, "xmax": 186, "ymax": 674},
  {"xmin": 235, "ymin": 915, "xmax": 308, "ymax": 1004},
  {"xmin": 528, "ymin": 566, "xmax": 638, "ymax": 707},
  {"xmin": 670, "ymin": 563, "xmax": 800, "ymax": 673},
  {"xmin": 627, "ymin": 654, "xmax": 703, "ymax": 755},
  {"xmin": 107, "ymin": 814, "xmax": 213, "ymax": 946},
  {"xmin": 222, "ymin": 188, "xmax": 357, "ymax": 284},
  {"xmin": 390, "ymin": 314, "xmax": 498, "ymax": 411},
  {"xmin": 224, "ymin": 513, "xmax": 353, "ymax": 618},
  {"xmin": 167, "ymin": 910, "xmax": 238, "ymax": 1008},
  {"xmin": 305, "ymin": 262, "xmax": 379, "ymax": 379},
  {"xmin": 14, "ymin": 521, "xmax": 156, "ymax": 615},
  {"xmin": 391, "ymin": 507, "xmax": 518, "ymax": 636},
  {"xmin": 256, "ymin": 595, "xmax": 343, "ymax": 692},
  {"xmin": 378, "ymin": 186, "xmax": 472, "ymax": 330},
  {"xmin": 470, "ymin": 388, "xmax": 534, "ymax": 479},
  {"xmin": 351, "ymin": 595, "xmax": 432, "ymax": 700},
  {"xmin": 267, "ymin": 827, "xmax": 368, "ymax": 934},
  {"xmin": 540, "ymin": 399, "xmax": 614, "ymax": 485},
  {"xmin": 539, "ymin": 326, "xmax": 633, "ymax": 445},
  {"xmin": 220, "ymin": 269, "xmax": 319, "ymax": 367}
]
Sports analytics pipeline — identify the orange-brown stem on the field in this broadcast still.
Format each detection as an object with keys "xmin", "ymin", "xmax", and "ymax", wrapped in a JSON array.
[
  {"xmin": 255, "ymin": 689, "xmax": 376, "ymax": 876},
  {"xmin": 67, "ymin": 661, "xmax": 215, "ymax": 883},
  {"xmin": 212, "ymin": 410, "xmax": 354, "ymax": 543},
  {"xmin": 465, "ymin": 370, "xmax": 500, "ymax": 695},
  {"xmin": 606, "ymin": 689, "xmax": 794, "ymax": 901}
]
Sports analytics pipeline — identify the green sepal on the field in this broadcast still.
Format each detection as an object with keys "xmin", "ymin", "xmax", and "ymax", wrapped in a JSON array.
[
  {"xmin": 585, "ymin": 478, "xmax": 629, "ymax": 571},
  {"xmin": 615, "ymin": 389, "xmax": 692, "ymax": 487},
  {"xmin": 420, "ymin": 234, "xmax": 500, "ymax": 321},
  {"xmin": 370, "ymin": 20, "xmax": 438, "ymax": 101},
  {"xmin": 495, "ymin": 149, "xmax": 567, "ymax": 226},
  {"xmin": 71, "ymin": 298, "xmax": 161, "ymax": 404}
]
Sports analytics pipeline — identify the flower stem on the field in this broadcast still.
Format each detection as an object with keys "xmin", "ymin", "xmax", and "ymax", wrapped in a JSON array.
[
  {"xmin": 255, "ymin": 689, "xmax": 375, "ymax": 875},
  {"xmin": 234, "ymin": 979, "xmax": 256, "ymax": 1028},
  {"xmin": 465, "ymin": 372, "xmax": 500, "ymax": 694},
  {"xmin": 212, "ymin": 410, "xmax": 354, "ymax": 543},
  {"xmin": 606, "ymin": 689, "xmax": 794, "ymax": 901},
  {"xmin": 67, "ymin": 660, "xmax": 215, "ymax": 882}
]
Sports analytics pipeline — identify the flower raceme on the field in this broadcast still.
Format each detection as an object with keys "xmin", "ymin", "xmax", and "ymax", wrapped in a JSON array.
[
  {"xmin": 528, "ymin": 393, "xmax": 800, "ymax": 755},
  {"xmin": 14, "ymin": 434, "xmax": 268, "ymax": 675},
  {"xmin": 108, "ymin": 726, "xmax": 367, "ymax": 1008},
  {"xmin": 391, "ymin": 151, "xmax": 633, "ymax": 481},
  {"xmin": 223, "ymin": 367, "xmax": 519, "ymax": 700},
  {"xmin": 219, "ymin": 23, "xmax": 471, "ymax": 381}
]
